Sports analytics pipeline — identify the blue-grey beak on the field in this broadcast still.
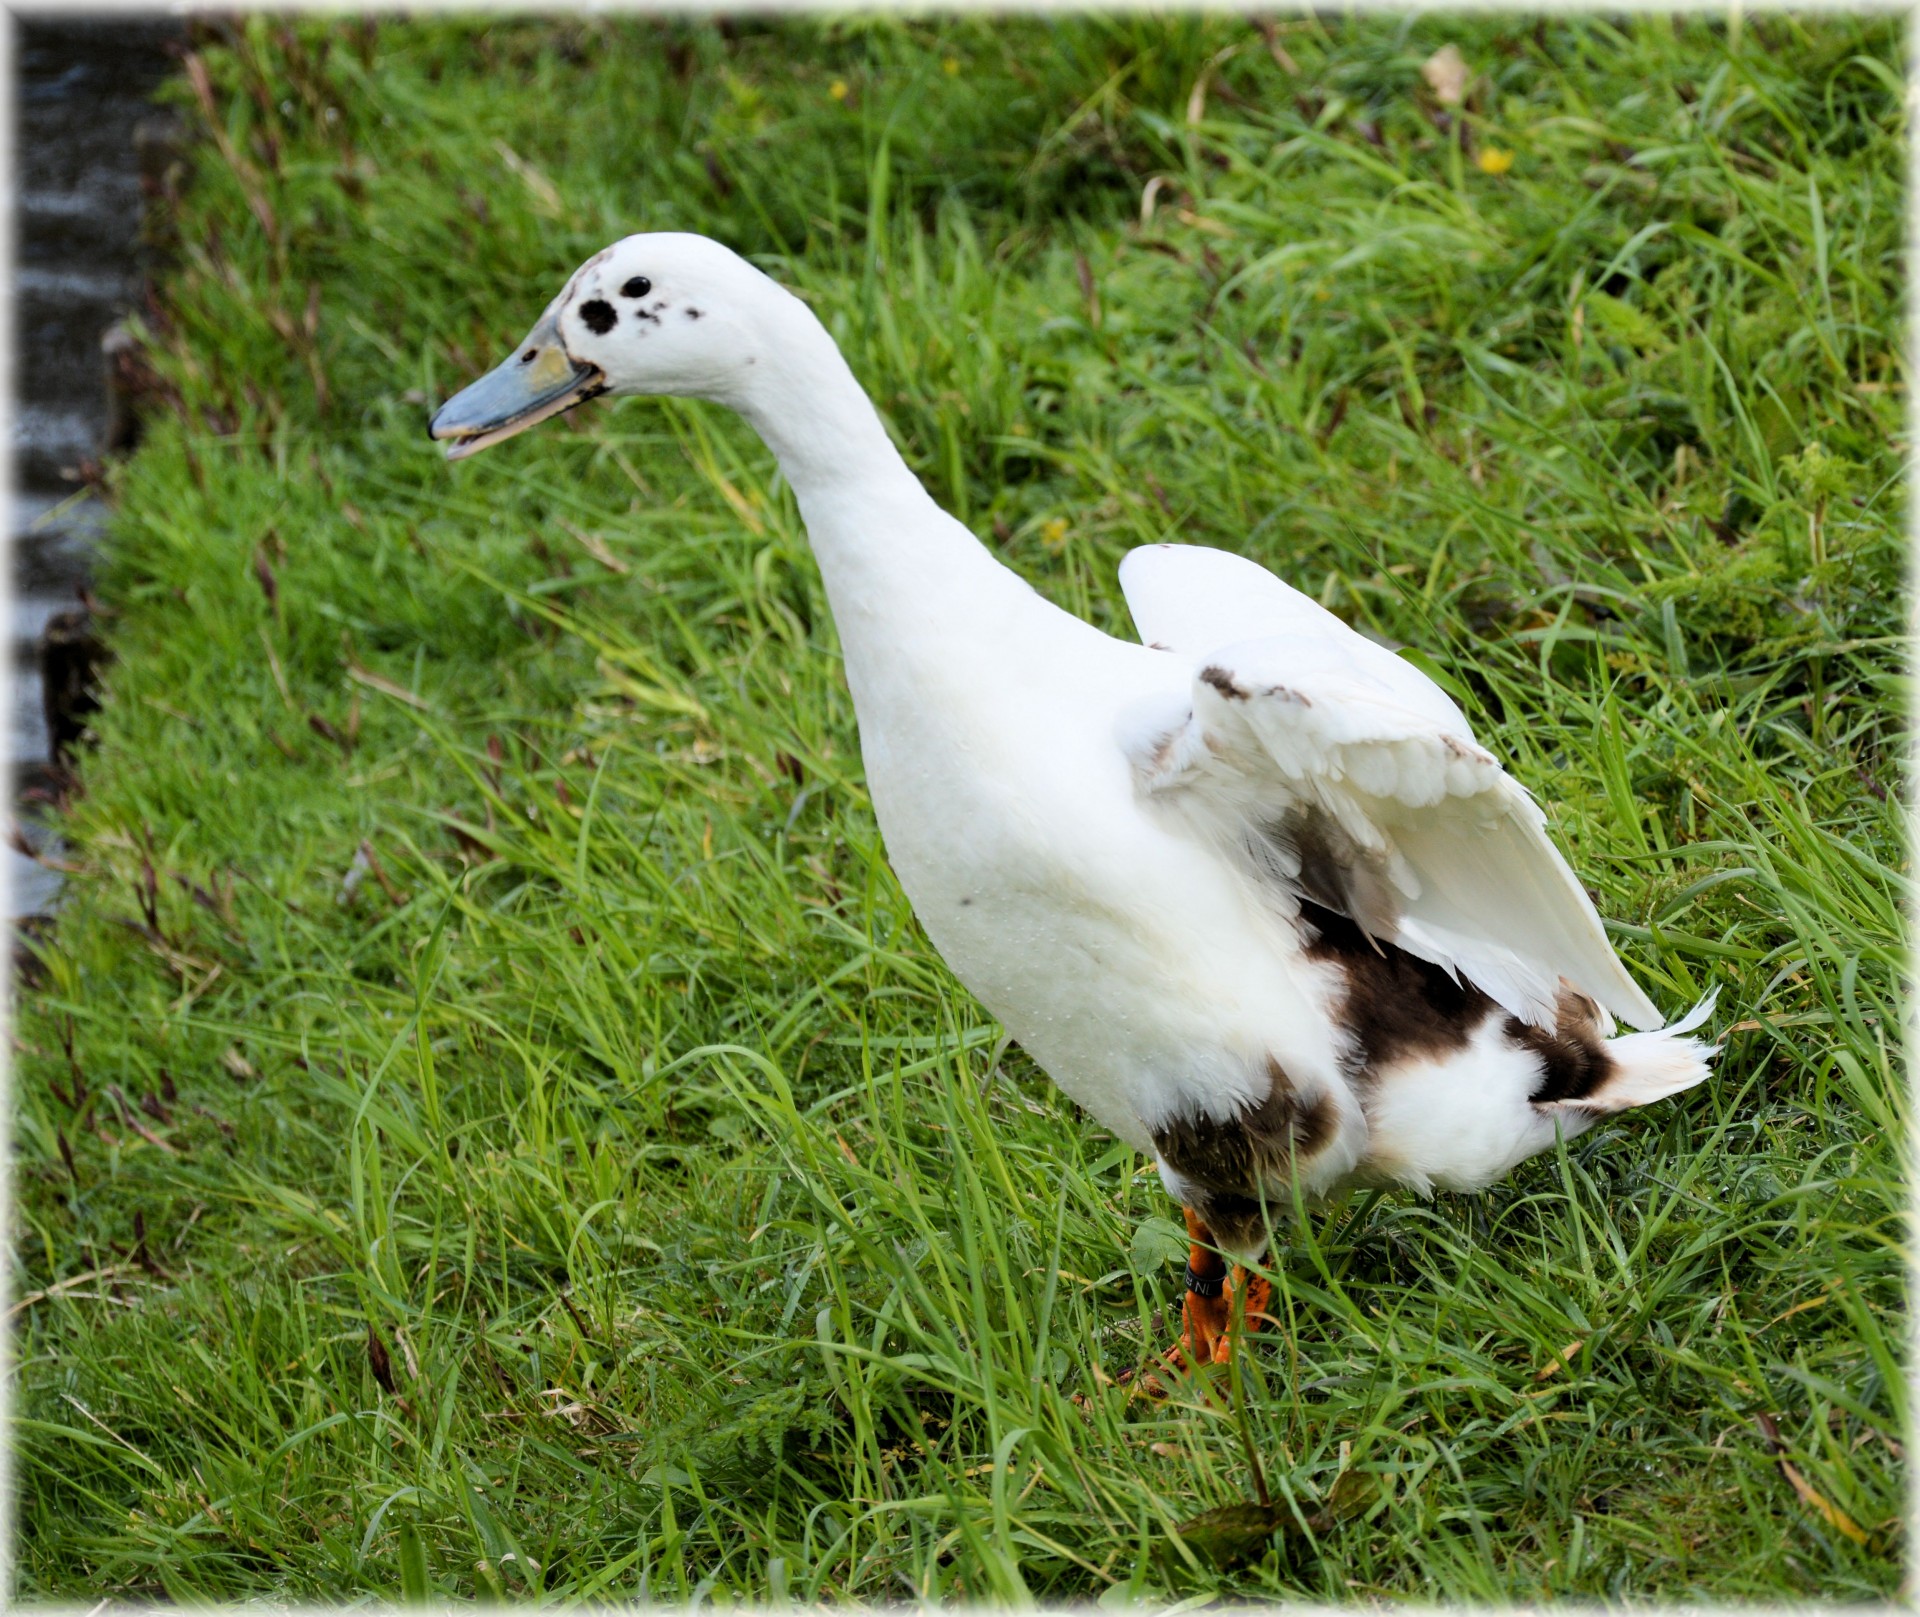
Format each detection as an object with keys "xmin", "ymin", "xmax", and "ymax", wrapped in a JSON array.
[{"xmin": 428, "ymin": 307, "xmax": 607, "ymax": 461}]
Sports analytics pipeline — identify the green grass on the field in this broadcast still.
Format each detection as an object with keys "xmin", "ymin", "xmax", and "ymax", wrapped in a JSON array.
[{"xmin": 12, "ymin": 13, "xmax": 1905, "ymax": 1602}]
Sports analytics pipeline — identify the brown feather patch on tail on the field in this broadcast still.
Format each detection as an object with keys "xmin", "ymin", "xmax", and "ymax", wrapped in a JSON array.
[{"xmin": 1535, "ymin": 992, "xmax": 1719, "ymax": 1115}]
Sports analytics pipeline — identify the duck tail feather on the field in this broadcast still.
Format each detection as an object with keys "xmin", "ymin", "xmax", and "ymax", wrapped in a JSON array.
[{"xmin": 1539, "ymin": 987, "xmax": 1720, "ymax": 1116}]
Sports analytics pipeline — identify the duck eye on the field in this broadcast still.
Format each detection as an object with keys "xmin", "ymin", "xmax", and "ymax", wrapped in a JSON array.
[{"xmin": 621, "ymin": 276, "xmax": 652, "ymax": 299}]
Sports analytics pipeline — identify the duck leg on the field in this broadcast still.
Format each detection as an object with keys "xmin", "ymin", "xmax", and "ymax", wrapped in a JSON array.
[
  {"xmin": 1177, "ymin": 1206, "xmax": 1274, "ymax": 1365},
  {"xmin": 1128, "ymin": 1208, "xmax": 1272, "ymax": 1396},
  {"xmin": 1177, "ymin": 1205, "xmax": 1235, "ymax": 1365}
]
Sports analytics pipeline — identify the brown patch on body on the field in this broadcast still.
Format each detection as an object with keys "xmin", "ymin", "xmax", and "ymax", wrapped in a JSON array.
[
  {"xmin": 1506, "ymin": 991, "xmax": 1616, "ymax": 1103},
  {"xmin": 1264, "ymin": 812, "xmax": 1401, "ymax": 937},
  {"xmin": 1199, "ymin": 666, "xmax": 1245, "ymax": 700},
  {"xmin": 1197, "ymin": 667, "xmax": 1312, "ymax": 708},
  {"xmin": 1298, "ymin": 899, "xmax": 1617, "ymax": 1102},
  {"xmin": 1153, "ymin": 1058, "xmax": 1337, "ymax": 1252},
  {"xmin": 1153, "ymin": 911, "xmax": 1622, "ymax": 1255},
  {"xmin": 1299, "ymin": 900, "xmax": 1496, "ymax": 1069}
]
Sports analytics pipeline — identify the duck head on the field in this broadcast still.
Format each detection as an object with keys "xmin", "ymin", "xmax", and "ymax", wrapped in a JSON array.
[{"xmin": 428, "ymin": 232, "xmax": 790, "ymax": 460}]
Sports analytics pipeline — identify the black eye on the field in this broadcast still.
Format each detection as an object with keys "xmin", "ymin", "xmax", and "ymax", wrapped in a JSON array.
[{"xmin": 621, "ymin": 276, "xmax": 651, "ymax": 299}]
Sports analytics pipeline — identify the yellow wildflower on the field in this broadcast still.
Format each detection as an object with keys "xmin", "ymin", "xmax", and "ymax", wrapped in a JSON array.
[
  {"xmin": 943, "ymin": 56, "xmax": 961, "ymax": 76},
  {"xmin": 1041, "ymin": 517, "xmax": 1070, "ymax": 549},
  {"xmin": 1477, "ymin": 146, "xmax": 1515, "ymax": 175},
  {"xmin": 829, "ymin": 79, "xmax": 849, "ymax": 102}
]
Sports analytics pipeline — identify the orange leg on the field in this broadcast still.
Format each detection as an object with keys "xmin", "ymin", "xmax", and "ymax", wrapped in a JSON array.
[
  {"xmin": 1234, "ymin": 1265, "xmax": 1273, "ymax": 1341},
  {"xmin": 1178, "ymin": 1204, "xmax": 1234, "ymax": 1366},
  {"xmin": 1133, "ymin": 1208, "xmax": 1272, "ymax": 1395}
]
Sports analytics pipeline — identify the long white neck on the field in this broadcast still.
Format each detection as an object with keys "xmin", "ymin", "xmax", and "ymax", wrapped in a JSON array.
[{"xmin": 726, "ymin": 296, "xmax": 1036, "ymax": 647}]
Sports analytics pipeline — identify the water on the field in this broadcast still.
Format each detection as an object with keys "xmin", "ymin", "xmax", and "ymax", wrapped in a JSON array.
[{"xmin": 11, "ymin": 17, "xmax": 179, "ymax": 916}]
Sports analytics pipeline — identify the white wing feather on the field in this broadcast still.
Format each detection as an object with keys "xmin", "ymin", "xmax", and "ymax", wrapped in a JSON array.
[{"xmin": 1118, "ymin": 544, "xmax": 1663, "ymax": 1032}]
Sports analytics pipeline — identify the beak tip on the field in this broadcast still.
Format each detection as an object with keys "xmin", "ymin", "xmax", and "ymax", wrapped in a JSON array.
[{"xmin": 421, "ymin": 318, "xmax": 605, "ymax": 461}]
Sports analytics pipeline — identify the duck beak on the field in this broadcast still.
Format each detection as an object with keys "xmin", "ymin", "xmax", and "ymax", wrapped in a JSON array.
[{"xmin": 428, "ymin": 307, "xmax": 607, "ymax": 461}]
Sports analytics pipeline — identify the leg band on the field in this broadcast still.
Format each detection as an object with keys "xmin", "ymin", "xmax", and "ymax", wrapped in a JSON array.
[{"xmin": 1184, "ymin": 1262, "xmax": 1225, "ymax": 1299}]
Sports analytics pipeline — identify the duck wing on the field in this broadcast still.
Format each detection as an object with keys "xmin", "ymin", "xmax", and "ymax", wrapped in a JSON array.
[{"xmin": 1116, "ymin": 544, "xmax": 1662, "ymax": 1032}]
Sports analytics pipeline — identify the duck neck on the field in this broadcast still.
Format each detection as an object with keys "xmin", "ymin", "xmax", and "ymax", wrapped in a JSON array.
[{"xmin": 729, "ymin": 299, "xmax": 1019, "ymax": 637}]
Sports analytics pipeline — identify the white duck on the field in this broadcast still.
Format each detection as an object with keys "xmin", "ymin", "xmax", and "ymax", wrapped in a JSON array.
[{"xmin": 430, "ymin": 234, "xmax": 1715, "ymax": 1370}]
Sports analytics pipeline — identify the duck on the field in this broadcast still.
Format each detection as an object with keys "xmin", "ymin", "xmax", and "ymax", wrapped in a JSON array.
[{"xmin": 429, "ymin": 233, "xmax": 1716, "ymax": 1374}]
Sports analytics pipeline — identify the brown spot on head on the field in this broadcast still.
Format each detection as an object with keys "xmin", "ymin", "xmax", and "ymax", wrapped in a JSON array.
[{"xmin": 579, "ymin": 299, "xmax": 617, "ymax": 335}]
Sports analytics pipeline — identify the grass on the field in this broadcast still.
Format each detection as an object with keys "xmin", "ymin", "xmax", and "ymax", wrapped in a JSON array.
[{"xmin": 11, "ymin": 12, "xmax": 1906, "ymax": 1602}]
